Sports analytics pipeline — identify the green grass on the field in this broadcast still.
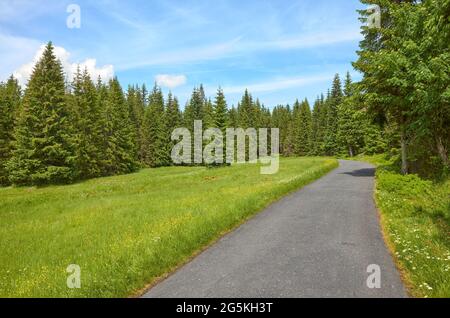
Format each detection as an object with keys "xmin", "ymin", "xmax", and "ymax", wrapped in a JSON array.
[
  {"xmin": 0, "ymin": 157, "xmax": 337, "ymax": 298},
  {"xmin": 357, "ymin": 154, "xmax": 450, "ymax": 298}
]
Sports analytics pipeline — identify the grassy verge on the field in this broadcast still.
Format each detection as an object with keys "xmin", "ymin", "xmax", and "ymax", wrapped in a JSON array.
[
  {"xmin": 356, "ymin": 154, "xmax": 450, "ymax": 298},
  {"xmin": 0, "ymin": 157, "xmax": 337, "ymax": 297}
]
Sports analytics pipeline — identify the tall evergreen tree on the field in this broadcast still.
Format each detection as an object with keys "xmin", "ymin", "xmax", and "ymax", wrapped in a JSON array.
[
  {"xmin": 213, "ymin": 88, "xmax": 229, "ymax": 163},
  {"xmin": 103, "ymin": 78, "xmax": 138, "ymax": 174},
  {"xmin": 295, "ymin": 99, "xmax": 312, "ymax": 156},
  {"xmin": 184, "ymin": 86, "xmax": 205, "ymax": 129},
  {"xmin": 165, "ymin": 92, "xmax": 182, "ymax": 164},
  {"xmin": 71, "ymin": 67, "xmax": 104, "ymax": 179},
  {"xmin": 7, "ymin": 42, "xmax": 76, "ymax": 185},
  {"xmin": 203, "ymin": 98, "xmax": 214, "ymax": 128},
  {"xmin": 0, "ymin": 76, "xmax": 21, "ymax": 185},
  {"xmin": 237, "ymin": 89, "xmax": 255, "ymax": 128},
  {"xmin": 126, "ymin": 85, "xmax": 145, "ymax": 161},
  {"xmin": 228, "ymin": 106, "xmax": 238, "ymax": 128},
  {"xmin": 141, "ymin": 84, "xmax": 167, "ymax": 167},
  {"xmin": 213, "ymin": 88, "xmax": 228, "ymax": 132},
  {"xmin": 323, "ymin": 74, "xmax": 343, "ymax": 155},
  {"xmin": 310, "ymin": 97, "xmax": 323, "ymax": 155}
]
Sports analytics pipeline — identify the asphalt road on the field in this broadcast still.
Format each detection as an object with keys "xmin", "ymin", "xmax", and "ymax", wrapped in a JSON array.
[{"xmin": 143, "ymin": 160, "xmax": 406, "ymax": 298}]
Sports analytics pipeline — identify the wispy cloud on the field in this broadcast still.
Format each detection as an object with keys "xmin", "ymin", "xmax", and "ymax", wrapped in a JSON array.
[
  {"xmin": 114, "ymin": 27, "xmax": 360, "ymax": 71},
  {"xmin": 155, "ymin": 74, "xmax": 187, "ymax": 89},
  {"xmin": 222, "ymin": 74, "xmax": 332, "ymax": 94},
  {"xmin": 0, "ymin": 33, "xmax": 41, "ymax": 80},
  {"xmin": 115, "ymin": 37, "xmax": 243, "ymax": 71}
]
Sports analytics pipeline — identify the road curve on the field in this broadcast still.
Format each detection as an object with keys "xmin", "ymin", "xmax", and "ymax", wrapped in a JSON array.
[{"xmin": 143, "ymin": 160, "xmax": 406, "ymax": 298}]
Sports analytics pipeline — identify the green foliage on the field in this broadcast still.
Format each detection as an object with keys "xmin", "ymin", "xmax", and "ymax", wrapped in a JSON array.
[
  {"xmin": 323, "ymin": 74, "xmax": 342, "ymax": 155},
  {"xmin": 165, "ymin": 92, "xmax": 182, "ymax": 164},
  {"xmin": 126, "ymin": 84, "xmax": 145, "ymax": 161},
  {"xmin": 213, "ymin": 88, "xmax": 228, "ymax": 133},
  {"xmin": 354, "ymin": 0, "xmax": 449, "ymax": 176},
  {"xmin": 184, "ymin": 85, "xmax": 206, "ymax": 129},
  {"xmin": 373, "ymin": 160, "xmax": 450, "ymax": 297},
  {"xmin": 0, "ymin": 76, "xmax": 21, "ymax": 185},
  {"xmin": 140, "ymin": 84, "xmax": 168, "ymax": 167},
  {"xmin": 294, "ymin": 99, "xmax": 312, "ymax": 156},
  {"xmin": 103, "ymin": 78, "xmax": 139, "ymax": 174},
  {"xmin": 7, "ymin": 42, "xmax": 76, "ymax": 185},
  {"xmin": 71, "ymin": 68, "xmax": 104, "ymax": 179}
]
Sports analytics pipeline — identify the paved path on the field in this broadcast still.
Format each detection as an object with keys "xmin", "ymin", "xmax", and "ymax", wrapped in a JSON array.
[{"xmin": 143, "ymin": 160, "xmax": 406, "ymax": 298}]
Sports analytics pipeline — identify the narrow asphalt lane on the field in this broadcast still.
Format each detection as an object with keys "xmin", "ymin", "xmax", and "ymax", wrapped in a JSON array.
[{"xmin": 143, "ymin": 160, "xmax": 406, "ymax": 298}]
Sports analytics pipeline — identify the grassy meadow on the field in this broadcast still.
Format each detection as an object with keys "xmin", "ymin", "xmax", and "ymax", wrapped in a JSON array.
[
  {"xmin": 359, "ymin": 155, "xmax": 450, "ymax": 298},
  {"xmin": 0, "ymin": 157, "xmax": 337, "ymax": 297}
]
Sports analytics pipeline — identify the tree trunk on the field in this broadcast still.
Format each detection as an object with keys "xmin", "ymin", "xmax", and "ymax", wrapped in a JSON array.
[
  {"xmin": 436, "ymin": 136, "xmax": 449, "ymax": 167},
  {"xmin": 400, "ymin": 127, "xmax": 408, "ymax": 175},
  {"xmin": 348, "ymin": 145, "xmax": 354, "ymax": 157}
]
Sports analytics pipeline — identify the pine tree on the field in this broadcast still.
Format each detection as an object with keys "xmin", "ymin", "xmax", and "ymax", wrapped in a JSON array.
[
  {"xmin": 310, "ymin": 97, "xmax": 321, "ymax": 155},
  {"xmin": 203, "ymin": 98, "xmax": 214, "ymax": 128},
  {"xmin": 70, "ymin": 68, "xmax": 104, "ymax": 179},
  {"xmin": 141, "ymin": 84, "xmax": 167, "ymax": 167},
  {"xmin": 184, "ymin": 86, "xmax": 205, "ymax": 129},
  {"xmin": 165, "ymin": 92, "xmax": 182, "ymax": 164},
  {"xmin": 272, "ymin": 105, "xmax": 294, "ymax": 156},
  {"xmin": 136, "ymin": 84, "xmax": 148, "ymax": 163},
  {"xmin": 0, "ymin": 76, "xmax": 21, "ymax": 185},
  {"xmin": 7, "ymin": 42, "xmax": 76, "ymax": 185},
  {"xmin": 126, "ymin": 85, "xmax": 144, "ymax": 161},
  {"xmin": 213, "ymin": 88, "xmax": 229, "ymax": 164},
  {"xmin": 336, "ymin": 97, "xmax": 364, "ymax": 157},
  {"xmin": 323, "ymin": 74, "xmax": 342, "ymax": 155},
  {"xmin": 296, "ymin": 99, "xmax": 312, "ymax": 156},
  {"xmin": 228, "ymin": 106, "xmax": 238, "ymax": 128},
  {"xmin": 103, "ymin": 78, "xmax": 138, "ymax": 174},
  {"xmin": 94, "ymin": 77, "xmax": 112, "ymax": 175},
  {"xmin": 237, "ymin": 89, "xmax": 255, "ymax": 128},
  {"xmin": 213, "ymin": 88, "xmax": 228, "ymax": 132}
]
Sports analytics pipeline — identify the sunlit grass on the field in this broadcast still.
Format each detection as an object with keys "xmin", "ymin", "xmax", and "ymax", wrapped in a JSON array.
[
  {"xmin": 358, "ymin": 154, "xmax": 450, "ymax": 298},
  {"xmin": 0, "ymin": 157, "xmax": 337, "ymax": 298}
]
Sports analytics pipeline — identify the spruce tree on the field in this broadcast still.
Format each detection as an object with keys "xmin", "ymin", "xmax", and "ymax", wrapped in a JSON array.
[
  {"xmin": 184, "ymin": 86, "xmax": 205, "ymax": 129},
  {"xmin": 296, "ymin": 99, "xmax": 312, "ymax": 156},
  {"xmin": 141, "ymin": 84, "xmax": 167, "ymax": 167},
  {"xmin": 213, "ymin": 88, "xmax": 229, "ymax": 164},
  {"xmin": 228, "ymin": 106, "xmax": 238, "ymax": 128},
  {"xmin": 203, "ymin": 98, "xmax": 214, "ymax": 128},
  {"xmin": 165, "ymin": 92, "xmax": 182, "ymax": 164},
  {"xmin": 213, "ymin": 88, "xmax": 228, "ymax": 133},
  {"xmin": 95, "ymin": 77, "xmax": 112, "ymax": 175},
  {"xmin": 0, "ymin": 76, "xmax": 21, "ymax": 185},
  {"xmin": 336, "ymin": 97, "xmax": 364, "ymax": 157},
  {"xmin": 237, "ymin": 89, "xmax": 255, "ymax": 128},
  {"xmin": 126, "ymin": 85, "xmax": 144, "ymax": 161},
  {"xmin": 323, "ymin": 74, "xmax": 342, "ymax": 155},
  {"xmin": 310, "ymin": 97, "xmax": 322, "ymax": 155},
  {"xmin": 7, "ymin": 42, "xmax": 76, "ymax": 185},
  {"xmin": 103, "ymin": 78, "xmax": 138, "ymax": 174},
  {"xmin": 71, "ymin": 67, "xmax": 104, "ymax": 179}
]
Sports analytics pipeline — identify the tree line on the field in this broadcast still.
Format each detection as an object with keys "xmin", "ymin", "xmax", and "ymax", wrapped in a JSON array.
[
  {"xmin": 0, "ymin": 43, "xmax": 384, "ymax": 186},
  {"xmin": 1, "ymin": 0, "xmax": 448, "ymax": 186}
]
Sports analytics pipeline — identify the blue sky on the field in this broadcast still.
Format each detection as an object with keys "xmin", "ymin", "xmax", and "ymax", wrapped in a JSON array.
[{"xmin": 0, "ymin": 0, "xmax": 366, "ymax": 108}]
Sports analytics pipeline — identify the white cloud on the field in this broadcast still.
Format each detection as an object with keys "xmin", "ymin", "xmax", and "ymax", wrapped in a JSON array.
[
  {"xmin": 12, "ymin": 44, "xmax": 114, "ymax": 86},
  {"xmin": 223, "ymin": 74, "xmax": 332, "ymax": 94},
  {"xmin": 155, "ymin": 74, "xmax": 187, "ymax": 89},
  {"xmin": 0, "ymin": 33, "xmax": 41, "ymax": 81}
]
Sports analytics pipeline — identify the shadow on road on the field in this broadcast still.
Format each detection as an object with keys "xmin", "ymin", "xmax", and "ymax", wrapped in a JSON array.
[{"xmin": 340, "ymin": 168, "xmax": 375, "ymax": 177}]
